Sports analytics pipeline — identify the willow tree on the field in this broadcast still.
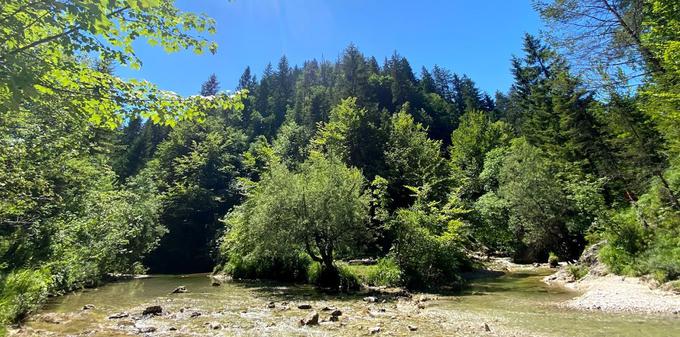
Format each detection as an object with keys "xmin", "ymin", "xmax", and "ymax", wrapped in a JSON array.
[{"xmin": 222, "ymin": 155, "xmax": 370, "ymax": 287}]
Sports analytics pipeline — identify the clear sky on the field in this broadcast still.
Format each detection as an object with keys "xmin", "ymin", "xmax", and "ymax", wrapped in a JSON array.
[{"xmin": 116, "ymin": 0, "xmax": 543, "ymax": 96}]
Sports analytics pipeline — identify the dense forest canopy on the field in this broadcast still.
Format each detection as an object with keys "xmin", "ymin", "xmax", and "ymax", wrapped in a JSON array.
[{"xmin": 1, "ymin": 0, "xmax": 679, "ymax": 328}]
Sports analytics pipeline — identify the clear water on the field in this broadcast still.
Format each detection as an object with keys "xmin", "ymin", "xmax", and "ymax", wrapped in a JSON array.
[{"xmin": 11, "ymin": 271, "xmax": 680, "ymax": 336}]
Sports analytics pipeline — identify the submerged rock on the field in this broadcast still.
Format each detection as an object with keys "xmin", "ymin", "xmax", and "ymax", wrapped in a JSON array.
[
  {"xmin": 211, "ymin": 279, "xmax": 221, "ymax": 287},
  {"xmin": 142, "ymin": 305, "xmax": 162, "ymax": 316},
  {"xmin": 137, "ymin": 326, "xmax": 156, "ymax": 333},
  {"xmin": 267, "ymin": 301, "xmax": 276, "ymax": 309},
  {"xmin": 299, "ymin": 311, "xmax": 319, "ymax": 326},
  {"xmin": 171, "ymin": 286, "xmax": 188, "ymax": 294},
  {"xmin": 208, "ymin": 322, "xmax": 222, "ymax": 330},
  {"xmin": 82, "ymin": 304, "xmax": 95, "ymax": 311},
  {"xmin": 408, "ymin": 325, "xmax": 418, "ymax": 331},
  {"xmin": 189, "ymin": 311, "xmax": 201, "ymax": 318},
  {"xmin": 329, "ymin": 315, "xmax": 340, "ymax": 322},
  {"xmin": 330, "ymin": 309, "xmax": 342, "ymax": 317},
  {"xmin": 363, "ymin": 296, "xmax": 377, "ymax": 303},
  {"xmin": 483, "ymin": 322, "xmax": 491, "ymax": 332},
  {"xmin": 108, "ymin": 312, "xmax": 129, "ymax": 319},
  {"xmin": 369, "ymin": 326, "xmax": 381, "ymax": 334},
  {"xmin": 297, "ymin": 303, "xmax": 312, "ymax": 309}
]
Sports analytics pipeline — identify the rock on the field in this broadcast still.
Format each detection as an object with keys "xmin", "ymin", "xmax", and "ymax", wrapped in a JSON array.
[
  {"xmin": 347, "ymin": 258, "xmax": 377, "ymax": 265},
  {"xmin": 329, "ymin": 315, "xmax": 340, "ymax": 322},
  {"xmin": 137, "ymin": 326, "xmax": 157, "ymax": 333},
  {"xmin": 321, "ymin": 306, "xmax": 336, "ymax": 311},
  {"xmin": 267, "ymin": 301, "xmax": 276, "ymax": 309},
  {"xmin": 190, "ymin": 311, "xmax": 201, "ymax": 318},
  {"xmin": 171, "ymin": 286, "xmax": 187, "ymax": 294},
  {"xmin": 417, "ymin": 303, "xmax": 426, "ymax": 309},
  {"xmin": 82, "ymin": 304, "xmax": 95, "ymax": 310},
  {"xmin": 299, "ymin": 311, "xmax": 319, "ymax": 326},
  {"xmin": 369, "ymin": 326, "xmax": 381, "ymax": 334},
  {"xmin": 363, "ymin": 296, "xmax": 377, "ymax": 303},
  {"xmin": 208, "ymin": 322, "xmax": 222, "ymax": 330},
  {"xmin": 116, "ymin": 320, "xmax": 135, "ymax": 327},
  {"xmin": 142, "ymin": 305, "xmax": 162, "ymax": 316},
  {"xmin": 168, "ymin": 327, "xmax": 178, "ymax": 331},
  {"xmin": 330, "ymin": 309, "xmax": 342, "ymax": 317},
  {"xmin": 108, "ymin": 312, "xmax": 129, "ymax": 319},
  {"xmin": 483, "ymin": 323, "xmax": 491, "ymax": 332},
  {"xmin": 211, "ymin": 280, "xmax": 221, "ymax": 287},
  {"xmin": 408, "ymin": 325, "xmax": 418, "ymax": 331},
  {"xmin": 297, "ymin": 303, "xmax": 312, "ymax": 309},
  {"xmin": 37, "ymin": 313, "xmax": 63, "ymax": 324}
]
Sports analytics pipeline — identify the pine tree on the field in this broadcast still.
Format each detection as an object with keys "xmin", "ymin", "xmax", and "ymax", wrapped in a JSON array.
[{"xmin": 201, "ymin": 73, "xmax": 220, "ymax": 96}]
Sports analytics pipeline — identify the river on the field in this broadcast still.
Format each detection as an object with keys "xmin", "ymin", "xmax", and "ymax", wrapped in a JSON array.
[{"xmin": 10, "ymin": 270, "xmax": 680, "ymax": 336}]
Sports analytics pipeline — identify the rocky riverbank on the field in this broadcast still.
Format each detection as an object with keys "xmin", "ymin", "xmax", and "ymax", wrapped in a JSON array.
[{"xmin": 543, "ymin": 243, "xmax": 680, "ymax": 315}]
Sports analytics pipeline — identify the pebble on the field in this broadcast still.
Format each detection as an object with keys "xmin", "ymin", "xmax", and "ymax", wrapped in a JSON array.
[{"xmin": 483, "ymin": 322, "xmax": 491, "ymax": 332}]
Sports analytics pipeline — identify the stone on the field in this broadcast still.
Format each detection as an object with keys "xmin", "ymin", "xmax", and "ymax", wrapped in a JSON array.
[
  {"xmin": 483, "ymin": 323, "xmax": 491, "ymax": 332},
  {"xmin": 171, "ymin": 286, "xmax": 187, "ymax": 294},
  {"xmin": 369, "ymin": 326, "xmax": 381, "ymax": 334},
  {"xmin": 108, "ymin": 312, "xmax": 129, "ymax": 319},
  {"xmin": 190, "ymin": 311, "xmax": 201, "ymax": 318},
  {"xmin": 330, "ymin": 309, "xmax": 342, "ymax": 317},
  {"xmin": 363, "ymin": 296, "xmax": 377, "ymax": 303},
  {"xmin": 211, "ymin": 280, "xmax": 221, "ymax": 287},
  {"xmin": 142, "ymin": 305, "xmax": 162, "ymax": 316},
  {"xmin": 267, "ymin": 301, "xmax": 276, "ymax": 309},
  {"xmin": 208, "ymin": 322, "xmax": 222, "ymax": 330},
  {"xmin": 408, "ymin": 325, "xmax": 418, "ymax": 331},
  {"xmin": 329, "ymin": 315, "xmax": 340, "ymax": 322},
  {"xmin": 168, "ymin": 327, "xmax": 178, "ymax": 331},
  {"xmin": 82, "ymin": 304, "xmax": 95, "ymax": 310},
  {"xmin": 137, "ymin": 326, "xmax": 157, "ymax": 333},
  {"xmin": 299, "ymin": 311, "xmax": 319, "ymax": 326},
  {"xmin": 297, "ymin": 303, "xmax": 312, "ymax": 309},
  {"xmin": 321, "ymin": 306, "xmax": 336, "ymax": 311}
]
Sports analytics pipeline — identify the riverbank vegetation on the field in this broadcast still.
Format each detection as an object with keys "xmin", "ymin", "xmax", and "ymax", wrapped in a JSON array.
[{"xmin": 1, "ymin": 0, "xmax": 679, "ymax": 329}]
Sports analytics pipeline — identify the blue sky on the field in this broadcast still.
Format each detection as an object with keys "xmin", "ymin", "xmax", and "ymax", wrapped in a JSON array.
[{"xmin": 117, "ymin": 0, "xmax": 543, "ymax": 96}]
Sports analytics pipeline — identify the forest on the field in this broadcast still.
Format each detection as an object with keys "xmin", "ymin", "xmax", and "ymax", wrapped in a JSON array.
[{"xmin": 1, "ymin": 0, "xmax": 679, "ymax": 330}]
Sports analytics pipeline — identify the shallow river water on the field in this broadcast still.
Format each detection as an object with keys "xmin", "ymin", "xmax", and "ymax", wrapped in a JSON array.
[{"xmin": 11, "ymin": 271, "xmax": 680, "ymax": 336}]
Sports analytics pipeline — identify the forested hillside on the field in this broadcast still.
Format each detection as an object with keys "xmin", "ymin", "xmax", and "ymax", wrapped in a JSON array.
[{"xmin": 1, "ymin": 0, "xmax": 678, "ymax": 328}]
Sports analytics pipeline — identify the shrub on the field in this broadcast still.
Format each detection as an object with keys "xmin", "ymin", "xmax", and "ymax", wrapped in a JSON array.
[
  {"xmin": 367, "ymin": 257, "xmax": 402, "ymax": 287},
  {"xmin": 567, "ymin": 264, "xmax": 589, "ymax": 280},
  {"xmin": 307, "ymin": 263, "xmax": 361, "ymax": 292},
  {"xmin": 391, "ymin": 193, "xmax": 469, "ymax": 289},
  {"xmin": 0, "ymin": 269, "xmax": 52, "ymax": 324},
  {"xmin": 548, "ymin": 252, "xmax": 559, "ymax": 268},
  {"xmin": 343, "ymin": 257, "xmax": 402, "ymax": 287}
]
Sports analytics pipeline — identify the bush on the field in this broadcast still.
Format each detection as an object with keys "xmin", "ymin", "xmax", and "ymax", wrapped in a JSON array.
[
  {"xmin": 548, "ymin": 252, "xmax": 559, "ymax": 268},
  {"xmin": 0, "ymin": 269, "xmax": 52, "ymax": 324},
  {"xmin": 391, "ymin": 194, "xmax": 469, "ymax": 289},
  {"xmin": 224, "ymin": 251, "xmax": 311, "ymax": 283},
  {"xmin": 307, "ymin": 262, "xmax": 361, "ymax": 292},
  {"xmin": 343, "ymin": 257, "xmax": 402, "ymax": 287},
  {"xmin": 598, "ymin": 183, "xmax": 680, "ymax": 282},
  {"xmin": 567, "ymin": 264, "xmax": 589, "ymax": 280}
]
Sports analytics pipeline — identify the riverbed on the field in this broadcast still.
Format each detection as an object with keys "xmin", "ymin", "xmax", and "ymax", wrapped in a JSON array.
[{"xmin": 10, "ymin": 270, "xmax": 680, "ymax": 336}]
